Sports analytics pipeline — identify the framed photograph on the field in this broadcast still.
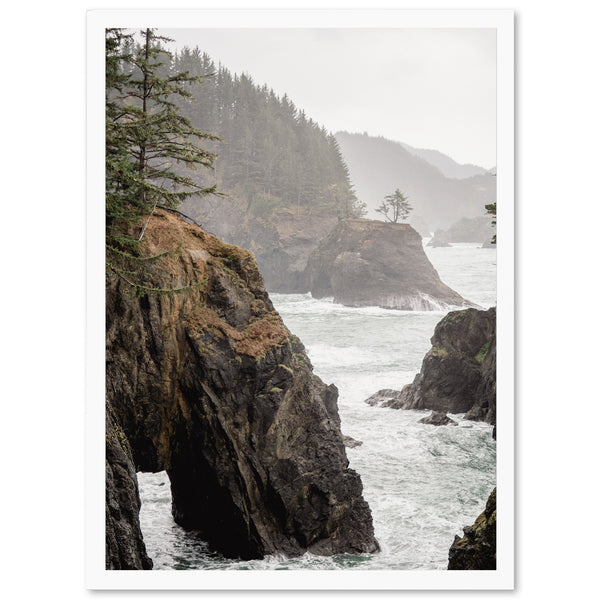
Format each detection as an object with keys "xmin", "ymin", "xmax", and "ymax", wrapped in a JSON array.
[{"xmin": 87, "ymin": 8, "xmax": 514, "ymax": 590}]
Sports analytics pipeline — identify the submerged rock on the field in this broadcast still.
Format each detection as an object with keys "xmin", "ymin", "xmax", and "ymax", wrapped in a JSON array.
[
  {"xmin": 390, "ymin": 307, "xmax": 496, "ymax": 431},
  {"xmin": 106, "ymin": 209, "xmax": 378, "ymax": 565},
  {"xmin": 364, "ymin": 388, "xmax": 402, "ymax": 406},
  {"xmin": 448, "ymin": 488, "xmax": 496, "ymax": 570},
  {"xmin": 418, "ymin": 411, "xmax": 458, "ymax": 426},
  {"xmin": 304, "ymin": 219, "xmax": 473, "ymax": 310},
  {"xmin": 343, "ymin": 435, "xmax": 363, "ymax": 448}
]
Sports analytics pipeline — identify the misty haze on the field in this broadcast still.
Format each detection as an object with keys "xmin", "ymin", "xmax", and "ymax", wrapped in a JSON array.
[{"xmin": 105, "ymin": 25, "xmax": 498, "ymax": 573}]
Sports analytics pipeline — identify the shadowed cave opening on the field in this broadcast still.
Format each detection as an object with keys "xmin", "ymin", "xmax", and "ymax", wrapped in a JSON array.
[{"xmin": 135, "ymin": 431, "xmax": 267, "ymax": 561}]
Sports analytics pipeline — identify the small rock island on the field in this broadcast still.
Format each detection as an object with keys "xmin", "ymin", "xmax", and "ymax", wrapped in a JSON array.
[{"xmin": 305, "ymin": 219, "xmax": 473, "ymax": 310}]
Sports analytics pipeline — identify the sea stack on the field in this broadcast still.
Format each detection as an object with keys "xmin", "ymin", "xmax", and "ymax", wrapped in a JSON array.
[
  {"xmin": 304, "ymin": 219, "xmax": 472, "ymax": 310},
  {"xmin": 106, "ymin": 209, "xmax": 378, "ymax": 566},
  {"xmin": 371, "ymin": 307, "xmax": 496, "ymax": 434}
]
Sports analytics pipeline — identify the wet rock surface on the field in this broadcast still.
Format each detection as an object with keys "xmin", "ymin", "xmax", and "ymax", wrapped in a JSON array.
[
  {"xmin": 343, "ymin": 435, "xmax": 364, "ymax": 448},
  {"xmin": 364, "ymin": 389, "xmax": 402, "ymax": 407},
  {"xmin": 387, "ymin": 307, "xmax": 496, "ymax": 432},
  {"xmin": 448, "ymin": 488, "xmax": 496, "ymax": 570},
  {"xmin": 418, "ymin": 411, "xmax": 458, "ymax": 426},
  {"xmin": 105, "ymin": 406, "xmax": 153, "ymax": 570},
  {"xmin": 106, "ymin": 209, "xmax": 377, "ymax": 566}
]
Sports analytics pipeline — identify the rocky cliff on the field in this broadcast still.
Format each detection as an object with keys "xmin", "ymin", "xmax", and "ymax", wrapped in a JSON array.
[
  {"xmin": 106, "ymin": 209, "xmax": 378, "ymax": 566},
  {"xmin": 182, "ymin": 198, "xmax": 338, "ymax": 293},
  {"xmin": 448, "ymin": 488, "xmax": 496, "ymax": 570},
  {"xmin": 369, "ymin": 307, "xmax": 496, "ymax": 433},
  {"xmin": 304, "ymin": 219, "xmax": 472, "ymax": 310},
  {"xmin": 105, "ymin": 405, "xmax": 153, "ymax": 569}
]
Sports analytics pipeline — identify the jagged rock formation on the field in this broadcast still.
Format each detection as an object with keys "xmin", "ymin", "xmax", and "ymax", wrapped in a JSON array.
[
  {"xmin": 343, "ymin": 435, "xmax": 363, "ymax": 448},
  {"xmin": 418, "ymin": 411, "xmax": 458, "ymax": 426},
  {"xmin": 367, "ymin": 307, "xmax": 496, "ymax": 434},
  {"xmin": 106, "ymin": 209, "xmax": 378, "ymax": 566},
  {"xmin": 448, "ymin": 488, "xmax": 496, "ymax": 570},
  {"xmin": 105, "ymin": 405, "xmax": 153, "ymax": 570},
  {"xmin": 365, "ymin": 389, "xmax": 400, "ymax": 406},
  {"xmin": 304, "ymin": 219, "xmax": 472, "ymax": 310},
  {"xmin": 427, "ymin": 216, "xmax": 496, "ymax": 247}
]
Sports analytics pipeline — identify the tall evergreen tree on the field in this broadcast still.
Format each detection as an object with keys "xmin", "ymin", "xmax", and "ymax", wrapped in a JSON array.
[
  {"xmin": 485, "ymin": 201, "xmax": 497, "ymax": 244},
  {"xmin": 144, "ymin": 43, "xmax": 365, "ymax": 223},
  {"xmin": 105, "ymin": 29, "xmax": 219, "ymax": 250},
  {"xmin": 106, "ymin": 28, "xmax": 138, "ymax": 250}
]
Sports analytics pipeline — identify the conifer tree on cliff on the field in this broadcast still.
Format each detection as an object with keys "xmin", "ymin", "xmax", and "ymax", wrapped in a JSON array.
[
  {"xmin": 485, "ymin": 201, "xmax": 497, "ymax": 244},
  {"xmin": 105, "ymin": 28, "xmax": 219, "ymax": 252},
  {"xmin": 376, "ymin": 189, "xmax": 413, "ymax": 223}
]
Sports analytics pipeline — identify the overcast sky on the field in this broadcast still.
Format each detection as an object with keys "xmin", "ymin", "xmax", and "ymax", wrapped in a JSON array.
[{"xmin": 160, "ymin": 28, "xmax": 496, "ymax": 169}]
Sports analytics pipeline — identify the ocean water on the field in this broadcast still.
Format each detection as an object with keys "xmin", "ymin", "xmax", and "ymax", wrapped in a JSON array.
[{"xmin": 138, "ymin": 240, "xmax": 497, "ymax": 570}]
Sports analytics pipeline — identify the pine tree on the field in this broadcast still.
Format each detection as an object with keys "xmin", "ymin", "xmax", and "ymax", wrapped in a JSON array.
[
  {"xmin": 485, "ymin": 202, "xmax": 497, "ymax": 244},
  {"xmin": 105, "ymin": 28, "xmax": 220, "ymax": 250},
  {"xmin": 106, "ymin": 28, "xmax": 138, "ymax": 251},
  {"xmin": 376, "ymin": 189, "xmax": 413, "ymax": 223}
]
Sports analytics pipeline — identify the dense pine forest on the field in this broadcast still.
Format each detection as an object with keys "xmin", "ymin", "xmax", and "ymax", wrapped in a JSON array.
[
  {"xmin": 170, "ymin": 46, "xmax": 365, "ymax": 221},
  {"xmin": 106, "ymin": 31, "xmax": 365, "ymax": 292}
]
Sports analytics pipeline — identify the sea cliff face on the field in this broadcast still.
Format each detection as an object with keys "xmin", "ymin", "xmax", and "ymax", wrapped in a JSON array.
[
  {"xmin": 182, "ymin": 200, "xmax": 338, "ymax": 293},
  {"xmin": 448, "ymin": 488, "xmax": 497, "ymax": 570},
  {"xmin": 105, "ymin": 209, "xmax": 377, "ymax": 566},
  {"xmin": 105, "ymin": 405, "xmax": 153, "ymax": 569},
  {"xmin": 305, "ymin": 219, "xmax": 472, "ymax": 310},
  {"xmin": 373, "ymin": 307, "xmax": 496, "ymax": 433}
]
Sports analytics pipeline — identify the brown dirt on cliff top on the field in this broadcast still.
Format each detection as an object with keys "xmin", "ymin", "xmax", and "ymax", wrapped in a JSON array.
[
  {"xmin": 143, "ymin": 209, "xmax": 254, "ymax": 264},
  {"xmin": 139, "ymin": 210, "xmax": 285, "ymax": 358},
  {"xmin": 187, "ymin": 306, "xmax": 288, "ymax": 359}
]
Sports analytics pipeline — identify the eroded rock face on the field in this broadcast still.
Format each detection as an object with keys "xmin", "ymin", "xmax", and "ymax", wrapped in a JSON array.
[
  {"xmin": 182, "ymin": 199, "xmax": 338, "ymax": 293},
  {"xmin": 105, "ymin": 406, "xmax": 153, "ymax": 570},
  {"xmin": 448, "ymin": 488, "xmax": 496, "ymax": 570},
  {"xmin": 106, "ymin": 209, "xmax": 377, "ymax": 564},
  {"xmin": 386, "ymin": 308, "xmax": 496, "ymax": 431},
  {"xmin": 304, "ymin": 219, "xmax": 472, "ymax": 310}
]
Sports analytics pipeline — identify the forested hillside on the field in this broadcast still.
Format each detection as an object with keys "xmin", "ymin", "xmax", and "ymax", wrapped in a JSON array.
[
  {"xmin": 165, "ymin": 47, "xmax": 364, "ymax": 223},
  {"xmin": 135, "ymin": 45, "xmax": 364, "ymax": 291},
  {"xmin": 399, "ymin": 142, "xmax": 489, "ymax": 180}
]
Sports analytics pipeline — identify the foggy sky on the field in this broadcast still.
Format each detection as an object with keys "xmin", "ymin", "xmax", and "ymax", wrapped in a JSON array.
[{"xmin": 160, "ymin": 28, "xmax": 496, "ymax": 169}]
